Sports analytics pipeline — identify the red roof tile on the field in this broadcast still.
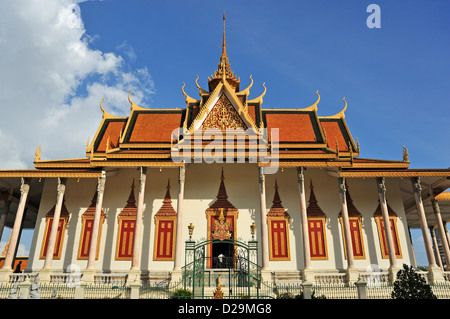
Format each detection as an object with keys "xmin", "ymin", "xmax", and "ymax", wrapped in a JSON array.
[
  {"xmin": 265, "ymin": 113, "xmax": 317, "ymax": 142},
  {"xmin": 320, "ymin": 120, "xmax": 349, "ymax": 151},
  {"xmin": 129, "ymin": 113, "xmax": 182, "ymax": 143},
  {"xmin": 96, "ymin": 120, "xmax": 126, "ymax": 152}
]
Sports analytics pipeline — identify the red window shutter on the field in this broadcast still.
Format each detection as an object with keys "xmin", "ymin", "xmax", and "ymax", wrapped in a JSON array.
[
  {"xmin": 80, "ymin": 219, "xmax": 94, "ymax": 258},
  {"xmin": 349, "ymin": 219, "xmax": 364, "ymax": 257},
  {"xmin": 42, "ymin": 218, "xmax": 65, "ymax": 258},
  {"xmin": 271, "ymin": 220, "xmax": 288, "ymax": 258},
  {"xmin": 379, "ymin": 218, "xmax": 400, "ymax": 256},
  {"xmin": 308, "ymin": 220, "xmax": 326, "ymax": 258},
  {"xmin": 156, "ymin": 220, "xmax": 174, "ymax": 259},
  {"xmin": 118, "ymin": 220, "xmax": 135, "ymax": 258}
]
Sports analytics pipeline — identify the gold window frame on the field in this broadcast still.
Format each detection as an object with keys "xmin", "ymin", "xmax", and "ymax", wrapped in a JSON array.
[
  {"xmin": 115, "ymin": 216, "xmax": 136, "ymax": 261},
  {"xmin": 153, "ymin": 215, "xmax": 177, "ymax": 261},
  {"xmin": 308, "ymin": 217, "xmax": 328, "ymax": 260},
  {"xmin": 267, "ymin": 215, "xmax": 291, "ymax": 261}
]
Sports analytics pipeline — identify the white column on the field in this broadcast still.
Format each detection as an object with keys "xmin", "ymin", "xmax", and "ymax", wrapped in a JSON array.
[
  {"xmin": 297, "ymin": 167, "xmax": 312, "ymax": 281},
  {"xmin": 445, "ymin": 222, "xmax": 450, "ymax": 257},
  {"xmin": 338, "ymin": 177, "xmax": 354, "ymax": 268},
  {"xmin": 40, "ymin": 178, "xmax": 67, "ymax": 283},
  {"xmin": 338, "ymin": 177, "xmax": 359, "ymax": 283},
  {"xmin": 0, "ymin": 190, "xmax": 12, "ymax": 242},
  {"xmin": 84, "ymin": 173, "xmax": 106, "ymax": 280},
  {"xmin": 431, "ymin": 199, "xmax": 450, "ymax": 270},
  {"xmin": 412, "ymin": 178, "xmax": 436, "ymax": 266},
  {"xmin": 130, "ymin": 167, "xmax": 147, "ymax": 276},
  {"xmin": 411, "ymin": 177, "xmax": 443, "ymax": 282},
  {"xmin": 173, "ymin": 165, "xmax": 186, "ymax": 272},
  {"xmin": 408, "ymin": 227, "xmax": 418, "ymax": 268},
  {"xmin": 1, "ymin": 178, "xmax": 30, "ymax": 272},
  {"xmin": 258, "ymin": 167, "xmax": 270, "ymax": 275},
  {"xmin": 430, "ymin": 227, "xmax": 444, "ymax": 270},
  {"xmin": 376, "ymin": 177, "xmax": 398, "ymax": 277}
]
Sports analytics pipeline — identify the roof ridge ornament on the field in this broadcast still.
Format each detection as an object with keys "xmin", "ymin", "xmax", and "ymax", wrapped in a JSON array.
[
  {"xmin": 247, "ymin": 82, "xmax": 266, "ymax": 104},
  {"xmin": 302, "ymin": 90, "xmax": 320, "ymax": 111},
  {"xmin": 128, "ymin": 90, "xmax": 135, "ymax": 110},
  {"xmin": 237, "ymin": 75, "xmax": 253, "ymax": 96},
  {"xmin": 195, "ymin": 75, "xmax": 209, "ymax": 95},
  {"xmin": 181, "ymin": 82, "xmax": 199, "ymax": 104},
  {"xmin": 402, "ymin": 145, "xmax": 409, "ymax": 162},
  {"xmin": 128, "ymin": 89, "xmax": 147, "ymax": 111},
  {"xmin": 34, "ymin": 145, "xmax": 41, "ymax": 162},
  {"xmin": 99, "ymin": 97, "xmax": 116, "ymax": 119},
  {"xmin": 322, "ymin": 97, "xmax": 348, "ymax": 119}
]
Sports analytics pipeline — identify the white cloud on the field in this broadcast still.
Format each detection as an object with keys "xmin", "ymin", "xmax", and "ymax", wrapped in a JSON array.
[{"xmin": 0, "ymin": 0, "xmax": 154, "ymax": 168}]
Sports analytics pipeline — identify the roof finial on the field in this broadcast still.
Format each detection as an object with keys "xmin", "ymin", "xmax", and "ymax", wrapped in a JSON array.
[
  {"xmin": 220, "ymin": 11, "xmax": 229, "ymax": 69},
  {"xmin": 222, "ymin": 11, "xmax": 227, "ymax": 58}
]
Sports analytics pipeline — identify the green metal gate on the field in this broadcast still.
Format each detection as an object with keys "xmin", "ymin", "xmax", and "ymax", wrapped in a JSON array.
[{"xmin": 182, "ymin": 238, "xmax": 261, "ymax": 298}]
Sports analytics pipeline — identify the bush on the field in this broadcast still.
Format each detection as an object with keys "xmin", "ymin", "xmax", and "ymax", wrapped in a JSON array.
[
  {"xmin": 391, "ymin": 264, "xmax": 437, "ymax": 299},
  {"xmin": 171, "ymin": 288, "xmax": 193, "ymax": 299}
]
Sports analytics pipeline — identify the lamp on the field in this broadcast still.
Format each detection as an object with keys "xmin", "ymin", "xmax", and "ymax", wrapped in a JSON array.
[
  {"xmin": 250, "ymin": 222, "xmax": 256, "ymax": 240},
  {"xmin": 188, "ymin": 223, "xmax": 194, "ymax": 240}
]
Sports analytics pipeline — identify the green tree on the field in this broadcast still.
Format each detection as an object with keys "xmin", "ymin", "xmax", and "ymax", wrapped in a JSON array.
[{"xmin": 391, "ymin": 264, "xmax": 437, "ymax": 299}]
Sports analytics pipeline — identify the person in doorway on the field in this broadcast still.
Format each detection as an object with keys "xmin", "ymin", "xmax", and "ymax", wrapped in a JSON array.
[{"xmin": 13, "ymin": 261, "xmax": 22, "ymax": 273}]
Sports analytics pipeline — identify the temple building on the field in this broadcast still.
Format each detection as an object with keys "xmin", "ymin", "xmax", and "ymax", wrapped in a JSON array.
[{"xmin": 0, "ymin": 15, "xmax": 450, "ymax": 289}]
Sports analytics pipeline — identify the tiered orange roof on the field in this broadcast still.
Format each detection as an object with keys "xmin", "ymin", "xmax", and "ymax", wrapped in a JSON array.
[{"xmin": 26, "ymin": 14, "xmax": 450, "ymax": 178}]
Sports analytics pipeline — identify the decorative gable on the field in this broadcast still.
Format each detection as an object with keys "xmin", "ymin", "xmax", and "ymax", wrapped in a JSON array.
[{"xmin": 202, "ymin": 93, "xmax": 247, "ymax": 130}]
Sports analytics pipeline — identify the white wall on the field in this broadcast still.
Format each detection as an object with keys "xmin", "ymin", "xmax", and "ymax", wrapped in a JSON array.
[{"xmin": 26, "ymin": 165, "xmax": 413, "ymax": 274}]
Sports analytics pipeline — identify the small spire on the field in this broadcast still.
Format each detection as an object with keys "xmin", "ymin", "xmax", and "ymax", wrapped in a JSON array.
[{"xmin": 271, "ymin": 179, "xmax": 283, "ymax": 209}]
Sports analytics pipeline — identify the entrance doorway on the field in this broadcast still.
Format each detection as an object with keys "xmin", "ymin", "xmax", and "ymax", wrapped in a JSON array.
[
  {"xmin": 211, "ymin": 239, "xmax": 234, "ymax": 268},
  {"xmin": 182, "ymin": 238, "xmax": 261, "ymax": 299},
  {"xmin": 207, "ymin": 209, "xmax": 237, "ymax": 269}
]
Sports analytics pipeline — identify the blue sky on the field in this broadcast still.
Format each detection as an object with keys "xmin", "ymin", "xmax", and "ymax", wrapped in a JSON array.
[
  {"xmin": 0, "ymin": 0, "xmax": 449, "ymax": 267},
  {"xmin": 79, "ymin": 0, "xmax": 450, "ymax": 168}
]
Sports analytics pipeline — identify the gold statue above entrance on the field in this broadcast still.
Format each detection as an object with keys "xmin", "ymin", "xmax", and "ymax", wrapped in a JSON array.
[{"xmin": 212, "ymin": 208, "xmax": 232, "ymax": 241}]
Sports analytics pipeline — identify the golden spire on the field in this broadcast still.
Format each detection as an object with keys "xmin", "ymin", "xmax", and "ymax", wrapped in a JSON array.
[
  {"xmin": 208, "ymin": 12, "xmax": 240, "ymax": 92},
  {"xmin": 221, "ymin": 11, "xmax": 228, "ymax": 65}
]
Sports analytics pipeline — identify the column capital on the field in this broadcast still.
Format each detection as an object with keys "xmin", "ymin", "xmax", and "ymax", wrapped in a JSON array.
[
  {"xmin": 20, "ymin": 177, "xmax": 31, "ymax": 195},
  {"xmin": 179, "ymin": 166, "xmax": 185, "ymax": 184},
  {"xmin": 431, "ymin": 198, "xmax": 440, "ymax": 213},
  {"xmin": 338, "ymin": 177, "xmax": 346, "ymax": 201},
  {"xmin": 411, "ymin": 177, "xmax": 422, "ymax": 194},
  {"xmin": 139, "ymin": 167, "xmax": 147, "ymax": 182},
  {"xmin": 97, "ymin": 175, "xmax": 106, "ymax": 194},
  {"xmin": 376, "ymin": 177, "xmax": 387, "ymax": 203}
]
